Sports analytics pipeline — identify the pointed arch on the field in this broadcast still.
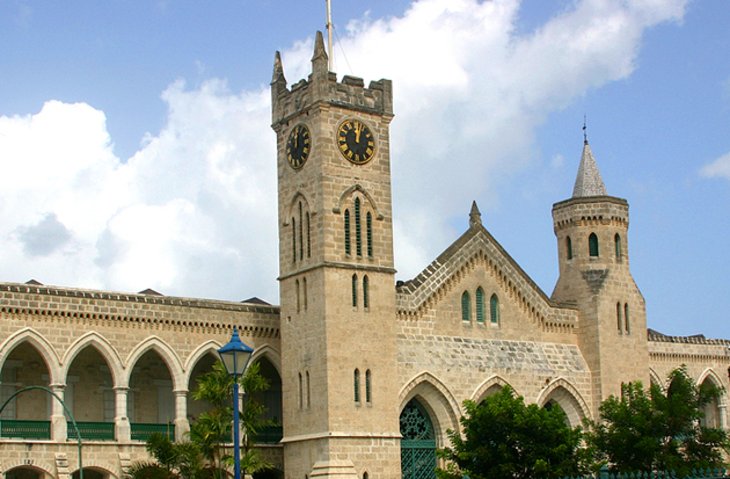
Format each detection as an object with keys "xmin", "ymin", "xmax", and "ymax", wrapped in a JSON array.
[
  {"xmin": 251, "ymin": 344, "xmax": 282, "ymax": 377},
  {"xmin": 535, "ymin": 378, "xmax": 591, "ymax": 427},
  {"xmin": 124, "ymin": 336, "xmax": 184, "ymax": 390},
  {"xmin": 71, "ymin": 464, "xmax": 118, "ymax": 479},
  {"xmin": 62, "ymin": 331, "xmax": 124, "ymax": 387},
  {"xmin": 0, "ymin": 327, "xmax": 62, "ymax": 384},
  {"xmin": 285, "ymin": 191, "xmax": 313, "ymax": 222},
  {"xmin": 697, "ymin": 368, "xmax": 725, "ymax": 392},
  {"xmin": 399, "ymin": 371, "xmax": 461, "ymax": 444},
  {"xmin": 471, "ymin": 375, "xmax": 517, "ymax": 403},
  {"xmin": 183, "ymin": 340, "xmax": 224, "ymax": 387},
  {"xmin": 333, "ymin": 184, "xmax": 384, "ymax": 220},
  {"xmin": 649, "ymin": 368, "xmax": 664, "ymax": 391}
]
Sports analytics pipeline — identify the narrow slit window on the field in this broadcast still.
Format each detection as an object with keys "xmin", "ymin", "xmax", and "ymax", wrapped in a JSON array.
[
  {"xmin": 355, "ymin": 198, "xmax": 362, "ymax": 256},
  {"xmin": 298, "ymin": 372, "xmax": 303, "ymax": 409},
  {"xmin": 476, "ymin": 287, "xmax": 485, "ymax": 323},
  {"xmin": 461, "ymin": 291, "xmax": 471, "ymax": 322},
  {"xmin": 366, "ymin": 212, "xmax": 373, "ymax": 257},
  {"xmin": 303, "ymin": 277, "xmax": 308, "ymax": 311},
  {"xmin": 306, "ymin": 212, "xmax": 311, "ymax": 258},
  {"xmin": 363, "ymin": 275, "xmax": 369, "ymax": 309},
  {"xmin": 354, "ymin": 369, "xmax": 360, "ymax": 403},
  {"xmin": 624, "ymin": 303, "xmax": 630, "ymax": 334},
  {"xmin": 306, "ymin": 371, "xmax": 311, "ymax": 408},
  {"xmin": 292, "ymin": 218, "xmax": 296, "ymax": 263},
  {"xmin": 589, "ymin": 233, "xmax": 599, "ymax": 257},
  {"xmin": 298, "ymin": 202, "xmax": 304, "ymax": 260},
  {"xmin": 566, "ymin": 236, "xmax": 573, "ymax": 260},
  {"xmin": 614, "ymin": 233, "xmax": 622, "ymax": 261},
  {"xmin": 344, "ymin": 209, "xmax": 351, "ymax": 255},
  {"xmin": 296, "ymin": 279, "xmax": 300, "ymax": 313},
  {"xmin": 352, "ymin": 274, "xmax": 358, "ymax": 308},
  {"xmin": 365, "ymin": 369, "xmax": 371, "ymax": 403},
  {"xmin": 616, "ymin": 302, "xmax": 622, "ymax": 333}
]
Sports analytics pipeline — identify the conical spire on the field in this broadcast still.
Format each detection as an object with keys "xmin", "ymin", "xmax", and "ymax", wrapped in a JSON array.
[
  {"xmin": 469, "ymin": 201, "xmax": 482, "ymax": 228},
  {"xmin": 572, "ymin": 140, "xmax": 607, "ymax": 198},
  {"xmin": 271, "ymin": 51, "xmax": 286, "ymax": 84}
]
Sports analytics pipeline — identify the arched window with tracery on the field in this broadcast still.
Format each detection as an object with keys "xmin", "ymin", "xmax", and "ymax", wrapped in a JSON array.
[{"xmin": 400, "ymin": 399, "xmax": 436, "ymax": 479}]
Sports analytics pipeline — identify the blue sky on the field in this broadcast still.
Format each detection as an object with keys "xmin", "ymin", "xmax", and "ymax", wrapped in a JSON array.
[{"xmin": 1, "ymin": 0, "xmax": 728, "ymax": 339}]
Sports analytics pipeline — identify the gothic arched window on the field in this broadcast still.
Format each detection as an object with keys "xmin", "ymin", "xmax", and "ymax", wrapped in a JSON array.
[
  {"xmin": 624, "ymin": 303, "xmax": 630, "ymax": 334},
  {"xmin": 614, "ymin": 233, "xmax": 622, "ymax": 261},
  {"xmin": 363, "ymin": 275, "xmax": 370, "ymax": 309},
  {"xmin": 352, "ymin": 274, "xmax": 358, "ymax": 308},
  {"xmin": 461, "ymin": 291, "xmax": 471, "ymax": 322},
  {"xmin": 490, "ymin": 294, "xmax": 500, "ymax": 324},
  {"xmin": 365, "ymin": 369, "xmax": 372, "ymax": 403},
  {"xmin": 616, "ymin": 302, "xmax": 622, "ymax": 333},
  {"xmin": 344, "ymin": 209, "xmax": 351, "ymax": 255},
  {"xmin": 589, "ymin": 233, "xmax": 599, "ymax": 257},
  {"xmin": 476, "ymin": 287, "xmax": 485, "ymax": 323},
  {"xmin": 354, "ymin": 369, "xmax": 361, "ymax": 403},
  {"xmin": 355, "ymin": 197, "xmax": 362, "ymax": 256},
  {"xmin": 366, "ymin": 211, "xmax": 373, "ymax": 257},
  {"xmin": 566, "ymin": 236, "xmax": 573, "ymax": 260}
]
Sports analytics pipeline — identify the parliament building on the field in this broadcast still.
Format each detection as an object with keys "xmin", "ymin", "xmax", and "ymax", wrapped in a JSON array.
[{"xmin": 1, "ymin": 32, "xmax": 728, "ymax": 479}]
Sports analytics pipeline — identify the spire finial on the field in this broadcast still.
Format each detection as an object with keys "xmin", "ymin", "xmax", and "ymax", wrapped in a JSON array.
[
  {"xmin": 272, "ymin": 51, "xmax": 285, "ymax": 84},
  {"xmin": 311, "ymin": 30, "xmax": 329, "ymax": 78},
  {"xmin": 583, "ymin": 115, "xmax": 588, "ymax": 145},
  {"xmin": 469, "ymin": 201, "xmax": 482, "ymax": 228}
]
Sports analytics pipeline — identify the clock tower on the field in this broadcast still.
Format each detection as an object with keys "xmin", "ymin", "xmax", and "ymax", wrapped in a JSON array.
[{"xmin": 271, "ymin": 32, "xmax": 401, "ymax": 478}]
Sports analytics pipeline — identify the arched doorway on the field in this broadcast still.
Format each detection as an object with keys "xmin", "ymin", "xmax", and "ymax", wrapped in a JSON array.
[
  {"xmin": 5, "ymin": 466, "xmax": 48, "ymax": 479},
  {"xmin": 249, "ymin": 357, "xmax": 283, "ymax": 444},
  {"xmin": 128, "ymin": 350, "xmax": 175, "ymax": 441},
  {"xmin": 400, "ymin": 398, "xmax": 436, "ymax": 479}
]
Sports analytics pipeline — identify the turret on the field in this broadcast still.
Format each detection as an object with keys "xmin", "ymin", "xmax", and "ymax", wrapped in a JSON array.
[{"xmin": 551, "ymin": 135, "xmax": 648, "ymax": 417}]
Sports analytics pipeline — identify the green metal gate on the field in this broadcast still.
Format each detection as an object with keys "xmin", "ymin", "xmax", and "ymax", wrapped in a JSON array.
[{"xmin": 400, "ymin": 399, "xmax": 436, "ymax": 479}]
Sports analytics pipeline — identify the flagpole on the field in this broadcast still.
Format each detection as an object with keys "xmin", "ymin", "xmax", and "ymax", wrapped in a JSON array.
[{"xmin": 325, "ymin": 0, "xmax": 334, "ymax": 71}]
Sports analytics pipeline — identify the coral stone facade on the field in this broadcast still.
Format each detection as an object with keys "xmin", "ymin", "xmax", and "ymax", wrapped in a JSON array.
[{"xmin": 1, "ymin": 33, "xmax": 728, "ymax": 479}]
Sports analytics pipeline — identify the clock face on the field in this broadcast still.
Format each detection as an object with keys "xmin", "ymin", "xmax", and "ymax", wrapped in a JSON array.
[
  {"xmin": 337, "ymin": 118, "xmax": 376, "ymax": 165},
  {"xmin": 286, "ymin": 124, "xmax": 311, "ymax": 169}
]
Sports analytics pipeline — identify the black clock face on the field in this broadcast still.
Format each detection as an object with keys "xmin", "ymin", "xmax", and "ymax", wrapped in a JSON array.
[
  {"xmin": 286, "ymin": 124, "xmax": 311, "ymax": 169},
  {"xmin": 337, "ymin": 119, "xmax": 376, "ymax": 164}
]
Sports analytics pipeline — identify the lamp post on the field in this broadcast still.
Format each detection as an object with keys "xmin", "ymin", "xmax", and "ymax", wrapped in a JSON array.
[{"xmin": 218, "ymin": 328, "xmax": 254, "ymax": 479}]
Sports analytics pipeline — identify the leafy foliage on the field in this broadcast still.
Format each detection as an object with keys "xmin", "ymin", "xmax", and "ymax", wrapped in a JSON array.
[
  {"xmin": 127, "ymin": 360, "xmax": 273, "ymax": 479},
  {"xmin": 437, "ymin": 386, "xmax": 586, "ymax": 479},
  {"xmin": 585, "ymin": 367, "xmax": 729, "ymax": 476}
]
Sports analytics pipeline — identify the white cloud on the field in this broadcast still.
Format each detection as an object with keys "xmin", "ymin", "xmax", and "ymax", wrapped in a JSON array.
[
  {"xmin": 0, "ymin": 0, "xmax": 688, "ymax": 302},
  {"xmin": 700, "ymin": 152, "xmax": 730, "ymax": 180}
]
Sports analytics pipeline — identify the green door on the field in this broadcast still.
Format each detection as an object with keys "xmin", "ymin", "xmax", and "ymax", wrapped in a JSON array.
[{"xmin": 400, "ymin": 399, "xmax": 436, "ymax": 479}]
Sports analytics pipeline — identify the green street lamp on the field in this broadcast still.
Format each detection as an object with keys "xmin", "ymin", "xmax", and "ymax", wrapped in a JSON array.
[{"xmin": 218, "ymin": 328, "xmax": 254, "ymax": 479}]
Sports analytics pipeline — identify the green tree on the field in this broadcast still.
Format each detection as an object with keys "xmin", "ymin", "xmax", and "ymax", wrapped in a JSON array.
[
  {"xmin": 437, "ymin": 386, "xmax": 586, "ymax": 479},
  {"xmin": 128, "ymin": 360, "xmax": 272, "ymax": 479},
  {"xmin": 585, "ymin": 367, "xmax": 729, "ymax": 476}
]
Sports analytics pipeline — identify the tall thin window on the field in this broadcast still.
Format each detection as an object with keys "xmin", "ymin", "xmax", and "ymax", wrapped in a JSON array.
[
  {"xmin": 461, "ymin": 291, "xmax": 471, "ymax": 322},
  {"xmin": 566, "ymin": 236, "xmax": 573, "ymax": 260},
  {"xmin": 355, "ymin": 198, "xmax": 362, "ymax": 256},
  {"xmin": 298, "ymin": 202, "xmax": 304, "ymax": 260},
  {"xmin": 365, "ymin": 369, "xmax": 372, "ymax": 403},
  {"xmin": 298, "ymin": 373, "xmax": 303, "ymax": 409},
  {"xmin": 366, "ymin": 212, "xmax": 373, "ymax": 257},
  {"xmin": 306, "ymin": 371, "xmax": 311, "ymax": 408},
  {"xmin": 616, "ymin": 302, "xmax": 622, "ymax": 333},
  {"xmin": 296, "ymin": 279, "xmax": 300, "ymax": 313},
  {"xmin": 352, "ymin": 274, "xmax": 358, "ymax": 307},
  {"xmin": 624, "ymin": 303, "xmax": 630, "ymax": 334},
  {"xmin": 292, "ymin": 218, "xmax": 296, "ymax": 263},
  {"xmin": 589, "ymin": 233, "xmax": 599, "ymax": 257},
  {"xmin": 363, "ymin": 275, "xmax": 369, "ymax": 309},
  {"xmin": 303, "ymin": 277, "xmax": 308, "ymax": 311},
  {"xmin": 490, "ymin": 294, "xmax": 500, "ymax": 324},
  {"xmin": 614, "ymin": 233, "xmax": 622, "ymax": 261},
  {"xmin": 306, "ymin": 212, "xmax": 311, "ymax": 258},
  {"xmin": 476, "ymin": 287, "xmax": 485, "ymax": 323},
  {"xmin": 354, "ymin": 369, "xmax": 361, "ymax": 403},
  {"xmin": 344, "ymin": 210, "xmax": 351, "ymax": 255}
]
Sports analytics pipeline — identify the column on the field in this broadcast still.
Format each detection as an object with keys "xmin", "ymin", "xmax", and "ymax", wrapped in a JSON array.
[
  {"xmin": 174, "ymin": 389, "xmax": 190, "ymax": 441},
  {"xmin": 719, "ymin": 403, "xmax": 728, "ymax": 430},
  {"xmin": 50, "ymin": 383, "xmax": 67, "ymax": 441},
  {"xmin": 114, "ymin": 386, "xmax": 131, "ymax": 441}
]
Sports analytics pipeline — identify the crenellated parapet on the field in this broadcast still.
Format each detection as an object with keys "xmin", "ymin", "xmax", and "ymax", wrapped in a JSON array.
[{"xmin": 271, "ymin": 31, "xmax": 392, "ymax": 131}]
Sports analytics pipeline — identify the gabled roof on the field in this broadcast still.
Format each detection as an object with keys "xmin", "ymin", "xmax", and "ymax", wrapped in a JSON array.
[
  {"xmin": 396, "ymin": 203, "xmax": 578, "ymax": 331},
  {"xmin": 572, "ymin": 141, "xmax": 607, "ymax": 198}
]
